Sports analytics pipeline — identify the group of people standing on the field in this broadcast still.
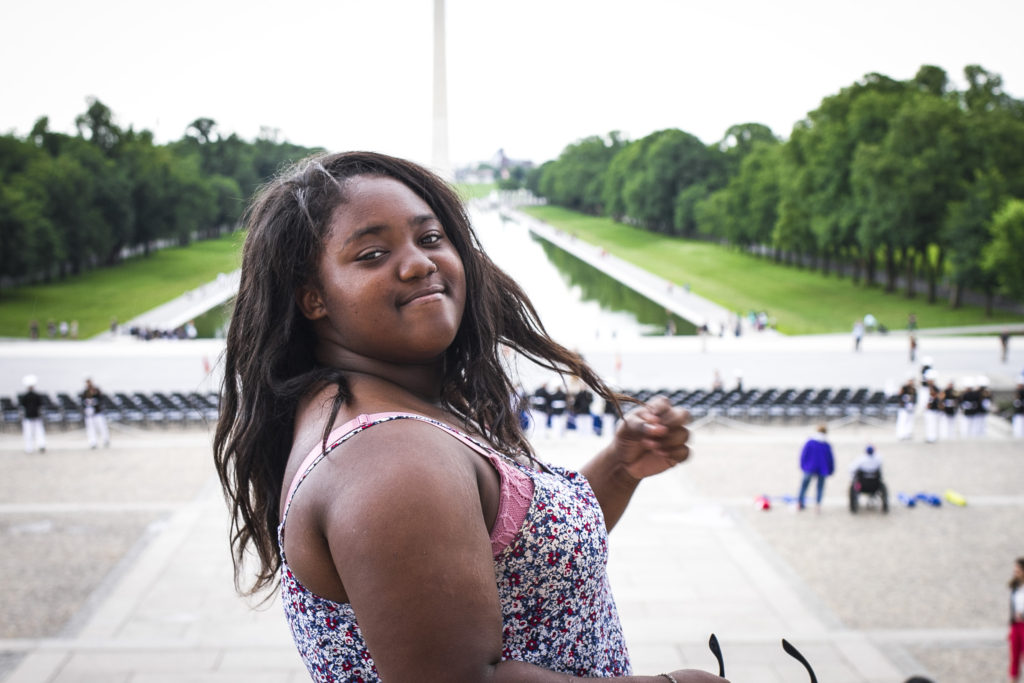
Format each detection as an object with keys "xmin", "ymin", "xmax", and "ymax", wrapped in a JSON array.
[
  {"xmin": 894, "ymin": 361, "xmax": 1005, "ymax": 441},
  {"xmin": 524, "ymin": 381, "xmax": 615, "ymax": 439},
  {"xmin": 16, "ymin": 375, "xmax": 111, "ymax": 452},
  {"xmin": 28, "ymin": 319, "xmax": 79, "ymax": 340}
]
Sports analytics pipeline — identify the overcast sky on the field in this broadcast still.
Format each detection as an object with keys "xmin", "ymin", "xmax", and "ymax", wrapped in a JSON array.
[{"xmin": 3, "ymin": 0, "xmax": 1022, "ymax": 170}]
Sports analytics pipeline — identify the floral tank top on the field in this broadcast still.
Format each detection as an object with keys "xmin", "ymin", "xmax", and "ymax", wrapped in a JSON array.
[{"xmin": 278, "ymin": 412, "xmax": 630, "ymax": 681}]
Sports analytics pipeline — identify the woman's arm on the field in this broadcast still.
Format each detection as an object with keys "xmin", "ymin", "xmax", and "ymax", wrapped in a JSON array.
[
  {"xmin": 581, "ymin": 397, "xmax": 692, "ymax": 531},
  {"xmin": 316, "ymin": 420, "xmax": 717, "ymax": 682}
]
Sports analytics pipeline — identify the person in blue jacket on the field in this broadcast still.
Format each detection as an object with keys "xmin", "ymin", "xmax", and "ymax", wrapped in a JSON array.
[{"xmin": 797, "ymin": 424, "xmax": 835, "ymax": 513}]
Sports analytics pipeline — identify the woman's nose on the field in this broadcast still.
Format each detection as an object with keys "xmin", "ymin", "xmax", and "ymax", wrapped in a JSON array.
[{"xmin": 397, "ymin": 246, "xmax": 438, "ymax": 280}]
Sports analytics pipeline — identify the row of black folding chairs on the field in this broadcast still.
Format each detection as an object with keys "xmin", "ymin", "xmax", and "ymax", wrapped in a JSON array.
[
  {"xmin": 626, "ymin": 387, "xmax": 897, "ymax": 422},
  {"xmin": 4, "ymin": 386, "xmax": 895, "ymax": 430},
  {"xmin": 1, "ymin": 391, "xmax": 220, "ymax": 429}
]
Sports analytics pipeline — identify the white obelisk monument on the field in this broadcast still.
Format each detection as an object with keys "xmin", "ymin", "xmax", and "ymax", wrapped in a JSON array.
[{"xmin": 432, "ymin": 0, "xmax": 452, "ymax": 179}]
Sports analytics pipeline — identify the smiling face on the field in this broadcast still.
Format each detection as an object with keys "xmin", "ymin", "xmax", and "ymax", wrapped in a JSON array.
[{"xmin": 299, "ymin": 175, "xmax": 466, "ymax": 368}]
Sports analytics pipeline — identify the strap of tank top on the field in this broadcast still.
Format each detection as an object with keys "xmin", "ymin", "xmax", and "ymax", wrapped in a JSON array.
[{"xmin": 283, "ymin": 411, "xmax": 512, "ymax": 515}]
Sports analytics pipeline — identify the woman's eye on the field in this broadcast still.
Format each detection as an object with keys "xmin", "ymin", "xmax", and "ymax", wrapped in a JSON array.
[
  {"xmin": 357, "ymin": 249, "xmax": 386, "ymax": 261},
  {"xmin": 421, "ymin": 233, "xmax": 442, "ymax": 245}
]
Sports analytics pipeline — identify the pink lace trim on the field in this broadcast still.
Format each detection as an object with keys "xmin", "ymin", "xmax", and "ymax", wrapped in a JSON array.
[{"xmin": 489, "ymin": 457, "xmax": 534, "ymax": 557}]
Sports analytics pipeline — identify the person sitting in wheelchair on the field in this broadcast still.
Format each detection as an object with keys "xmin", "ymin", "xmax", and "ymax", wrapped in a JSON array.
[{"xmin": 849, "ymin": 444, "xmax": 888, "ymax": 513}]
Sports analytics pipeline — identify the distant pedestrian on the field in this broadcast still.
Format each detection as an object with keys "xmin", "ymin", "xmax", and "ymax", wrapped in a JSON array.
[
  {"xmin": 80, "ymin": 377, "xmax": 110, "ymax": 449},
  {"xmin": 797, "ymin": 424, "xmax": 834, "ymax": 513},
  {"xmin": 924, "ymin": 378, "xmax": 942, "ymax": 444},
  {"xmin": 529, "ymin": 383, "xmax": 552, "ymax": 437},
  {"xmin": 1008, "ymin": 557, "xmax": 1024, "ymax": 682},
  {"xmin": 976, "ymin": 377, "xmax": 993, "ymax": 438},
  {"xmin": 711, "ymin": 369, "xmax": 723, "ymax": 391},
  {"xmin": 18, "ymin": 375, "xmax": 46, "ymax": 454},
  {"xmin": 548, "ymin": 385, "xmax": 569, "ymax": 437},
  {"xmin": 896, "ymin": 378, "xmax": 917, "ymax": 440},
  {"xmin": 940, "ymin": 381, "xmax": 960, "ymax": 439},
  {"xmin": 907, "ymin": 312, "xmax": 917, "ymax": 331},
  {"xmin": 1013, "ymin": 376, "xmax": 1024, "ymax": 439},
  {"xmin": 571, "ymin": 386, "xmax": 595, "ymax": 437},
  {"xmin": 960, "ymin": 379, "xmax": 980, "ymax": 437},
  {"xmin": 29, "ymin": 319, "xmax": 39, "ymax": 340},
  {"xmin": 909, "ymin": 334, "xmax": 917, "ymax": 362},
  {"xmin": 1002, "ymin": 330, "xmax": 1011, "ymax": 363},
  {"xmin": 852, "ymin": 320, "xmax": 864, "ymax": 351}
]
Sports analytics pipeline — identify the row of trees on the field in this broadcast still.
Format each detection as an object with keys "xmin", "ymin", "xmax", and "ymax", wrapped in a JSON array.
[
  {"xmin": 0, "ymin": 98, "xmax": 318, "ymax": 290},
  {"xmin": 527, "ymin": 65, "xmax": 1024, "ymax": 309}
]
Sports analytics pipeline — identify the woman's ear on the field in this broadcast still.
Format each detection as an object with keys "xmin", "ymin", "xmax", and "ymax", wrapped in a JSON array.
[{"xmin": 297, "ymin": 286, "xmax": 327, "ymax": 320}]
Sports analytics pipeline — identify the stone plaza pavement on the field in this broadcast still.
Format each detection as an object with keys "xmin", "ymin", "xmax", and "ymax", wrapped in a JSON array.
[{"xmin": 1, "ymin": 417, "xmax": 1020, "ymax": 683}]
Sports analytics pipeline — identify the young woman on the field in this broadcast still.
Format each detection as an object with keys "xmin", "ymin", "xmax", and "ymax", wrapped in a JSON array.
[
  {"xmin": 1010, "ymin": 558, "xmax": 1024, "ymax": 682},
  {"xmin": 214, "ymin": 151, "xmax": 724, "ymax": 683}
]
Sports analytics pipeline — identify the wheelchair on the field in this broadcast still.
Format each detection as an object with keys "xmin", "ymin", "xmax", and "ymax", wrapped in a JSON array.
[{"xmin": 849, "ymin": 468, "xmax": 888, "ymax": 513}]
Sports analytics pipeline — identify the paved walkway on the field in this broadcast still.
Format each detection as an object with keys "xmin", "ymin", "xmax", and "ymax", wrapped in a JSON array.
[
  {"xmin": 101, "ymin": 270, "xmax": 241, "ymax": 338},
  {"xmin": 2, "ymin": 421, "xmax": 1018, "ymax": 682}
]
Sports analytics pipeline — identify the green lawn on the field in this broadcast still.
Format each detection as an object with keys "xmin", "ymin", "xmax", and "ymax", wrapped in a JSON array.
[
  {"xmin": 521, "ymin": 205, "xmax": 1024, "ymax": 335},
  {"xmin": 455, "ymin": 182, "xmax": 496, "ymax": 201},
  {"xmin": 0, "ymin": 232, "xmax": 244, "ymax": 339}
]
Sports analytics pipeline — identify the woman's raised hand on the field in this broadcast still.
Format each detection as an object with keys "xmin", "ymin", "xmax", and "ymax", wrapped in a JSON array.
[{"xmin": 612, "ymin": 396, "xmax": 692, "ymax": 481}]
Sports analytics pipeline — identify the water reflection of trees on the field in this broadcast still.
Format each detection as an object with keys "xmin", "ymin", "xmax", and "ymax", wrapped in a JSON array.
[
  {"xmin": 535, "ymin": 238, "xmax": 695, "ymax": 336},
  {"xmin": 193, "ymin": 300, "xmax": 233, "ymax": 339}
]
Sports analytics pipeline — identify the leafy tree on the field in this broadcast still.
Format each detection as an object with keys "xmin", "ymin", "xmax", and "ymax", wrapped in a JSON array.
[
  {"xmin": 773, "ymin": 129, "xmax": 819, "ymax": 267},
  {"xmin": 698, "ymin": 140, "xmax": 782, "ymax": 247},
  {"xmin": 963, "ymin": 65, "xmax": 1011, "ymax": 114},
  {"xmin": 602, "ymin": 136, "xmax": 653, "ymax": 222},
  {"xmin": 718, "ymin": 123, "xmax": 778, "ymax": 176},
  {"xmin": 537, "ymin": 133, "xmax": 623, "ymax": 214},
  {"xmin": 186, "ymin": 117, "xmax": 219, "ymax": 145},
  {"xmin": 943, "ymin": 169, "xmax": 1004, "ymax": 309},
  {"xmin": 74, "ymin": 97, "xmax": 122, "ymax": 154},
  {"xmin": 913, "ymin": 64, "xmax": 950, "ymax": 97},
  {"xmin": 860, "ymin": 92, "xmax": 971, "ymax": 300},
  {"xmin": 610, "ymin": 129, "xmax": 726, "ymax": 233},
  {"xmin": 982, "ymin": 198, "xmax": 1024, "ymax": 303},
  {"xmin": 673, "ymin": 183, "xmax": 712, "ymax": 237}
]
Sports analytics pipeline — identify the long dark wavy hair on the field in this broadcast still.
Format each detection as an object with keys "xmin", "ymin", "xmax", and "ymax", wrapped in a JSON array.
[
  {"xmin": 213, "ymin": 151, "xmax": 624, "ymax": 596},
  {"xmin": 1011, "ymin": 557, "xmax": 1024, "ymax": 590}
]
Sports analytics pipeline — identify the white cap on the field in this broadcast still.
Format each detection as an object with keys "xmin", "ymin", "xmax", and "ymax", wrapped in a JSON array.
[
  {"xmin": 22, "ymin": 374, "xmax": 38, "ymax": 387},
  {"xmin": 923, "ymin": 369, "xmax": 937, "ymax": 381}
]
